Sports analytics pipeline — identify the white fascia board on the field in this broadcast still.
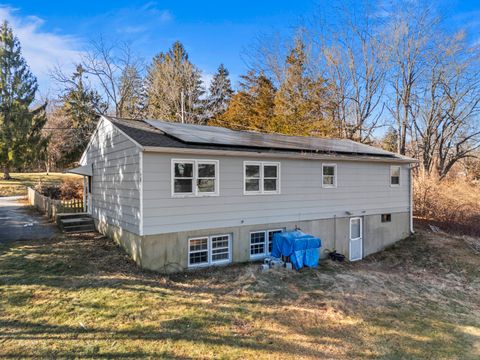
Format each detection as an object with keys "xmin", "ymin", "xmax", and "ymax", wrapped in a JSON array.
[
  {"xmin": 79, "ymin": 116, "xmax": 145, "ymax": 165},
  {"xmin": 142, "ymin": 146, "xmax": 417, "ymax": 164},
  {"xmin": 102, "ymin": 116, "xmax": 145, "ymax": 151}
]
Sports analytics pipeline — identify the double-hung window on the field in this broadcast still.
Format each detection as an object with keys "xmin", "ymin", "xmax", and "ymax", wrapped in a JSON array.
[
  {"xmin": 188, "ymin": 234, "xmax": 231, "ymax": 267},
  {"xmin": 244, "ymin": 161, "xmax": 280, "ymax": 194},
  {"xmin": 172, "ymin": 159, "xmax": 219, "ymax": 197},
  {"xmin": 390, "ymin": 165, "xmax": 400, "ymax": 186},
  {"xmin": 250, "ymin": 229, "xmax": 284, "ymax": 258},
  {"xmin": 322, "ymin": 163, "xmax": 337, "ymax": 188}
]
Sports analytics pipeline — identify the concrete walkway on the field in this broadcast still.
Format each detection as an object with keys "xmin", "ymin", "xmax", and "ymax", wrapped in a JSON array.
[{"xmin": 0, "ymin": 196, "xmax": 58, "ymax": 242}]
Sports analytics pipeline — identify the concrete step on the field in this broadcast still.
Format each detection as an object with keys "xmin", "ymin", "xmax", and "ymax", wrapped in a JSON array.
[
  {"xmin": 57, "ymin": 212, "xmax": 89, "ymax": 219},
  {"xmin": 56, "ymin": 212, "xmax": 90, "ymax": 226},
  {"xmin": 61, "ymin": 217, "xmax": 94, "ymax": 226},
  {"xmin": 62, "ymin": 223, "xmax": 96, "ymax": 233},
  {"xmin": 57, "ymin": 213, "xmax": 96, "ymax": 233}
]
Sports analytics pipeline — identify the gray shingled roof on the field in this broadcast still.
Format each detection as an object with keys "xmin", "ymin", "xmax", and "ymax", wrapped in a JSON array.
[{"xmin": 106, "ymin": 116, "xmax": 416, "ymax": 162}]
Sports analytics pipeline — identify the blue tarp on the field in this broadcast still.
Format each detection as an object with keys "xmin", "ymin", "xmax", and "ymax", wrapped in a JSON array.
[{"xmin": 271, "ymin": 230, "xmax": 321, "ymax": 270}]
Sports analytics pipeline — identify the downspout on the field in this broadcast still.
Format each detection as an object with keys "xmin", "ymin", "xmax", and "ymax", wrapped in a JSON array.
[
  {"xmin": 139, "ymin": 151, "xmax": 144, "ymax": 237},
  {"xmin": 409, "ymin": 164, "xmax": 414, "ymax": 234}
]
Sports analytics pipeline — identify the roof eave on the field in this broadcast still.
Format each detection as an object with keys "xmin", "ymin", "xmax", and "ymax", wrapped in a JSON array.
[{"xmin": 142, "ymin": 145, "xmax": 418, "ymax": 164}]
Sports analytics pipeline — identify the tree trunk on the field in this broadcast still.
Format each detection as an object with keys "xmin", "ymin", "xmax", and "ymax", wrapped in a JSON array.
[
  {"xmin": 3, "ymin": 164, "xmax": 11, "ymax": 180},
  {"xmin": 2, "ymin": 147, "xmax": 11, "ymax": 180}
]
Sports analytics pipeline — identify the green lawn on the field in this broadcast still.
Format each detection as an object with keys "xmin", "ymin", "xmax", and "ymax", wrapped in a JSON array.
[
  {"xmin": 0, "ymin": 172, "xmax": 82, "ymax": 197},
  {"xmin": 0, "ymin": 227, "xmax": 479, "ymax": 359}
]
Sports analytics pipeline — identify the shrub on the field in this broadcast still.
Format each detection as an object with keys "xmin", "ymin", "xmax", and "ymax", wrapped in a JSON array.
[
  {"xmin": 59, "ymin": 177, "xmax": 83, "ymax": 200},
  {"xmin": 414, "ymin": 174, "xmax": 480, "ymax": 236},
  {"xmin": 35, "ymin": 183, "xmax": 61, "ymax": 199},
  {"xmin": 35, "ymin": 177, "xmax": 83, "ymax": 200}
]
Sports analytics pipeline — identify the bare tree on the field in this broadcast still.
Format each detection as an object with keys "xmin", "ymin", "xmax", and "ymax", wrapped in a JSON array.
[
  {"xmin": 383, "ymin": 1, "xmax": 438, "ymax": 154},
  {"xmin": 411, "ymin": 31, "xmax": 480, "ymax": 178},
  {"xmin": 319, "ymin": 1, "xmax": 387, "ymax": 142},
  {"xmin": 52, "ymin": 38, "xmax": 145, "ymax": 118},
  {"xmin": 81, "ymin": 38, "xmax": 145, "ymax": 117},
  {"xmin": 43, "ymin": 105, "xmax": 70, "ymax": 173},
  {"xmin": 246, "ymin": 1, "xmax": 387, "ymax": 143}
]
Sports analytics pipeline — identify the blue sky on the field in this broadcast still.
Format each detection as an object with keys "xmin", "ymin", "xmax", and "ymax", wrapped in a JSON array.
[{"xmin": 2, "ymin": 0, "xmax": 480, "ymax": 97}]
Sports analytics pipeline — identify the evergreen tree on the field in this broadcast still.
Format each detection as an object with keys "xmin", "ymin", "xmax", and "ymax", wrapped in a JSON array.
[
  {"xmin": 146, "ymin": 41, "xmax": 205, "ymax": 123},
  {"xmin": 273, "ymin": 39, "xmax": 333, "ymax": 136},
  {"xmin": 214, "ymin": 71, "xmax": 276, "ymax": 131},
  {"xmin": 119, "ymin": 65, "xmax": 146, "ymax": 119},
  {"xmin": 214, "ymin": 42, "xmax": 334, "ymax": 137},
  {"xmin": 205, "ymin": 64, "xmax": 233, "ymax": 120},
  {"xmin": 59, "ymin": 65, "xmax": 107, "ymax": 165},
  {"xmin": 380, "ymin": 127, "xmax": 399, "ymax": 153},
  {"xmin": 0, "ymin": 21, "xmax": 47, "ymax": 179}
]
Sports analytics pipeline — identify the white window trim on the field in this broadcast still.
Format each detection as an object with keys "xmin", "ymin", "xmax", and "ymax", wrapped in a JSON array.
[
  {"xmin": 171, "ymin": 159, "xmax": 220, "ymax": 197},
  {"xmin": 188, "ymin": 234, "xmax": 232, "ymax": 268},
  {"xmin": 249, "ymin": 228, "xmax": 285, "ymax": 259},
  {"xmin": 187, "ymin": 236, "xmax": 209, "ymax": 268},
  {"xmin": 390, "ymin": 165, "xmax": 401, "ymax": 187},
  {"xmin": 267, "ymin": 229, "xmax": 284, "ymax": 256},
  {"xmin": 243, "ymin": 161, "xmax": 281, "ymax": 195},
  {"xmin": 249, "ymin": 231, "xmax": 267, "ymax": 259},
  {"xmin": 322, "ymin": 163, "xmax": 337, "ymax": 188}
]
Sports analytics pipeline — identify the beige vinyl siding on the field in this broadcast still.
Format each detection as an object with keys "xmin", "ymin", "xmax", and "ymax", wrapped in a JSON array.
[
  {"xmin": 82, "ymin": 119, "xmax": 142, "ymax": 234},
  {"xmin": 142, "ymin": 152, "xmax": 410, "ymax": 235}
]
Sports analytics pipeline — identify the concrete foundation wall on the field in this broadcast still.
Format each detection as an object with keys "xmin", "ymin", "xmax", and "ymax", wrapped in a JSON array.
[
  {"xmin": 363, "ymin": 212, "xmax": 410, "ymax": 255},
  {"xmin": 95, "ymin": 219, "xmax": 143, "ymax": 265},
  {"xmin": 96, "ymin": 211, "xmax": 410, "ymax": 273}
]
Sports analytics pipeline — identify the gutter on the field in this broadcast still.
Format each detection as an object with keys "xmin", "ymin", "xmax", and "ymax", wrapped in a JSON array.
[{"xmin": 142, "ymin": 145, "xmax": 418, "ymax": 164}]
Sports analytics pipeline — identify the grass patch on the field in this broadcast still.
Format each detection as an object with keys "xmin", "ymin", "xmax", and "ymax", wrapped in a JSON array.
[
  {"xmin": 0, "ymin": 172, "xmax": 82, "ymax": 197},
  {"xmin": 0, "ymin": 229, "xmax": 479, "ymax": 358}
]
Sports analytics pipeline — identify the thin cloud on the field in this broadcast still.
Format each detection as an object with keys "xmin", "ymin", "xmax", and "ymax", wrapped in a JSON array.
[
  {"xmin": 0, "ymin": 6, "xmax": 83, "ymax": 95},
  {"xmin": 111, "ymin": 4, "xmax": 173, "ymax": 36}
]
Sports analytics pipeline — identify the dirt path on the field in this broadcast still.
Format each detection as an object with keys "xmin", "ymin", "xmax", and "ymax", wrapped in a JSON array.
[{"xmin": 0, "ymin": 196, "xmax": 58, "ymax": 242}]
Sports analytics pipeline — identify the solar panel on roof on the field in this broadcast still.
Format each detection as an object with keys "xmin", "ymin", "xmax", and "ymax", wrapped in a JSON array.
[{"xmin": 145, "ymin": 119, "xmax": 395, "ymax": 157}]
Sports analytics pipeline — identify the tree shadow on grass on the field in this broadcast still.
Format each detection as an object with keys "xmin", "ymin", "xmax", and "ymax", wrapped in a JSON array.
[
  {"xmin": 0, "ymin": 316, "xmax": 344, "ymax": 359},
  {"xmin": 1, "ymin": 232, "xmax": 480, "ymax": 359}
]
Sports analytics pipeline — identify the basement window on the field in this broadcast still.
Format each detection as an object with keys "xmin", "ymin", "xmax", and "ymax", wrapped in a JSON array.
[
  {"xmin": 250, "ymin": 229, "xmax": 284, "ymax": 258},
  {"xmin": 188, "ymin": 234, "xmax": 231, "ymax": 268},
  {"xmin": 381, "ymin": 214, "xmax": 392, "ymax": 223},
  {"xmin": 172, "ymin": 159, "xmax": 219, "ymax": 197},
  {"xmin": 390, "ymin": 166, "xmax": 400, "ymax": 186}
]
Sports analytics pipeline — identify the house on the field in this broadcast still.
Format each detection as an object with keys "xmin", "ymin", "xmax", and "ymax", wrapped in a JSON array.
[{"xmin": 71, "ymin": 115, "xmax": 416, "ymax": 273}]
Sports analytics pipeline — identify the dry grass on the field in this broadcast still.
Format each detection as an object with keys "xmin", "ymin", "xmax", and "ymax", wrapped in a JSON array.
[
  {"xmin": 0, "ymin": 227, "xmax": 479, "ymax": 359},
  {"xmin": 0, "ymin": 172, "xmax": 82, "ymax": 197},
  {"xmin": 414, "ymin": 175, "xmax": 480, "ymax": 236}
]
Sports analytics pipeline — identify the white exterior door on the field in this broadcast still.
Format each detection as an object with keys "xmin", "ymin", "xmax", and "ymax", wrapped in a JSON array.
[{"xmin": 349, "ymin": 217, "xmax": 363, "ymax": 261}]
